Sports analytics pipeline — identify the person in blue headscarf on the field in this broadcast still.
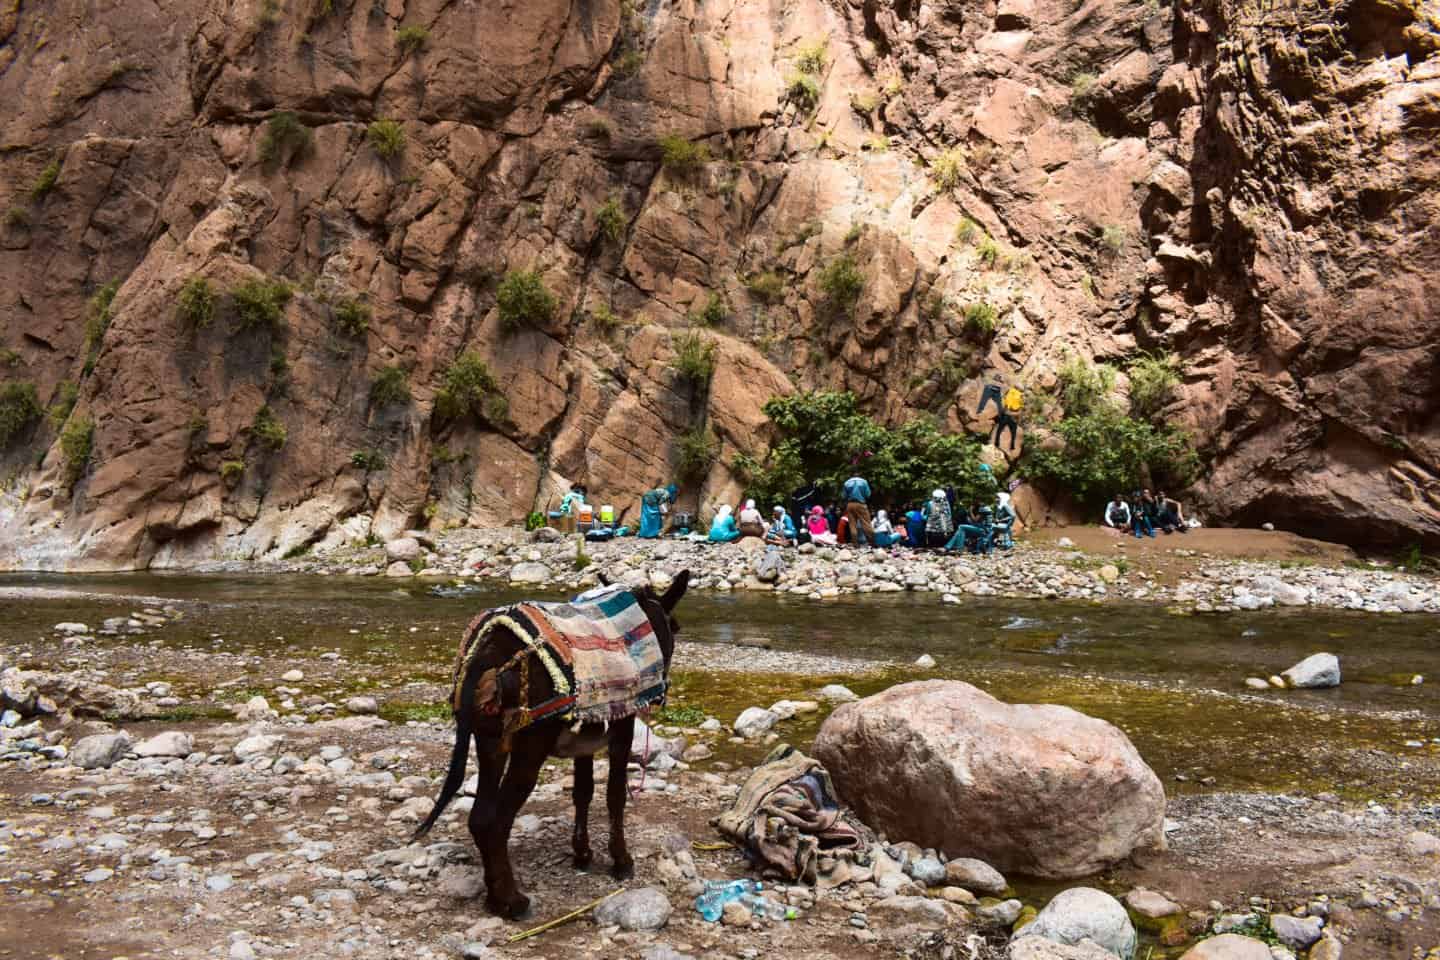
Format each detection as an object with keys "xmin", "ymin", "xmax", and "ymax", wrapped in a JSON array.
[
  {"xmin": 764, "ymin": 505, "xmax": 797, "ymax": 545},
  {"xmin": 707, "ymin": 504, "xmax": 740, "ymax": 543},
  {"xmin": 638, "ymin": 483, "xmax": 678, "ymax": 539}
]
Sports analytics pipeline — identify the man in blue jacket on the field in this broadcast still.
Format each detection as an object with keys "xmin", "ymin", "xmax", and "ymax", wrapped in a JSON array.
[{"xmin": 842, "ymin": 475, "xmax": 875, "ymax": 546}]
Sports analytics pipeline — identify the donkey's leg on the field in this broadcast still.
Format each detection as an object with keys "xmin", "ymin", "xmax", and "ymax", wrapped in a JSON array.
[
  {"xmin": 466, "ymin": 736, "xmax": 504, "ymax": 900},
  {"xmin": 572, "ymin": 754, "xmax": 594, "ymax": 869},
  {"xmin": 606, "ymin": 717, "xmax": 637, "ymax": 879},
  {"xmin": 483, "ymin": 731, "xmax": 549, "ymax": 919}
]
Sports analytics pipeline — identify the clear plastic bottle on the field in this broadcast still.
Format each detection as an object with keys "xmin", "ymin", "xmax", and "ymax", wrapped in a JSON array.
[{"xmin": 694, "ymin": 879, "xmax": 762, "ymax": 922}]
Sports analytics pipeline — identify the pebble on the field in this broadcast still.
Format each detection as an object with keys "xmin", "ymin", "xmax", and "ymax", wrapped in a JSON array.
[{"xmin": 83, "ymin": 867, "xmax": 114, "ymax": 883}]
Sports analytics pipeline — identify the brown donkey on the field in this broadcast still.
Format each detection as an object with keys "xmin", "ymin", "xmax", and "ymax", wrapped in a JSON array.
[{"xmin": 413, "ymin": 571, "xmax": 690, "ymax": 918}]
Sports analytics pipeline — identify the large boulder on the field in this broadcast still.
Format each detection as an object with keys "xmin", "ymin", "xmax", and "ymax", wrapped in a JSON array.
[
  {"xmin": 812, "ymin": 681, "xmax": 1165, "ymax": 878},
  {"xmin": 1281, "ymin": 653, "xmax": 1340, "ymax": 688},
  {"xmin": 71, "ymin": 732, "xmax": 132, "ymax": 769},
  {"xmin": 1018, "ymin": 887, "xmax": 1137, "ymax": 959},
  {"xmin": 1176, "ymin": 935, "xmax": 1272, "ymax": 960}
]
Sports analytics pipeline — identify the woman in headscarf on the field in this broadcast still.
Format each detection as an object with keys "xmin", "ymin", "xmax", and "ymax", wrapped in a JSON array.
[
  {"xmin": 737, "ymin": 499, "xmax": 765, "ymax": 538},
  {"xmin": 806, "ymin": 505, "xmax": 838, "ymax": 545},
  {"xmin": 707, "ymin": 504, "xmax": 741, "ymax": 543},
  {"xmin": 764, "ymin": 505, "xmax": 797, "ymax": 545},
  {"xmin": 871, "ymin": 509, "xmax": 904, "ymax": 548},
  {"xmin": 638, "ymin": 483, "xmax": 678, "ymax": 539},
  {"xmin": 922, "ymin": 488, "xmax": 953, "ymax": 548}
]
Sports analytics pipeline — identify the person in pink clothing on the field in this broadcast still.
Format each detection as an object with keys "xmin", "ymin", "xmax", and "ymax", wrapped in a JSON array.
[{"xmin": 806, "ymin": 505, "xmax": 837, "ymax": 546}]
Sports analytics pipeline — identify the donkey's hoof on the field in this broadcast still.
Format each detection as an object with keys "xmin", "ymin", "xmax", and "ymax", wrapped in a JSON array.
[
  {"xmin": 610, "ymin": 857, "xmax": 634, "ymax": 881},
  {"xmin": 573, "ymin": 850, "xmax": 593, "ymax": 870},
  {"xmin": 487, "ymin": 893, "xmax": 531, "ymax": 920}
]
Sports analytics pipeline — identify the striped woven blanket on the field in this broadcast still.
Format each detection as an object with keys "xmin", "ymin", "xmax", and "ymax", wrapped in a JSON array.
[{"xmin": 452, "ymin": 585, "xmax": 667, "ymax": 730}]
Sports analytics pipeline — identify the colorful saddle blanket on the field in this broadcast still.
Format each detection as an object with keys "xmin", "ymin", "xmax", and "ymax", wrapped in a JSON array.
[{"xmin": 452, "ymin": 585, "xmax": 667, "ymax": 730}]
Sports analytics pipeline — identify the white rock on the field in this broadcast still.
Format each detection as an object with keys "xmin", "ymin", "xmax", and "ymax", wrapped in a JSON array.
[
  {"xmin": 54, "ymin": 622, "xmax": 90, "ymax": 635},
  {"xmin": 281, "ymin": 669, "xmax": 304, "ymax": 682},
  {"xmin": 509, "ymin": 562, "xmax": 553, "ymax": 584},
  {"xmin": 71, "ymin": 732, "xmax": 131, "ymax": 770},
  {"xmin": 384, "ymin": 561, "xmax": 414, "ymax": 578},
  {"xmin": 734, "ymin": 707, "xmax": 779, "ymax": 739},
  {"xmin": 819, "ymin": 684, "xmax": 859, "ymax": 703},
  {"xmin": 914, "ymin": 654, "xmax": 937, "ymax": 668},
  {"xmin": 236, "ymin": 695, "xmax": 275, "ymax": 721},
  {"xmin": 234, "ymin": 735, "xmax": 282, "ymax": 761},
  {"xmin": 344, "ymin": 696, "xmax": 379, "ymax": 714},
  {"xmin": 385, "ymin": 537, "xmax": 422, "ymax": 562},
  {"xmin": 134, "ymin": 731, "xmax": 194, "ymax": 758},
  {"xmin": 1281, "ymin": 653, "xmax": 1340, "ymax": 689},
  {"xmin": 1243, "ymin": 678, "xmax": 1270, "ymax": 691},
  {"xmin": 1018, "ymin": 887, "xmax": 1137, "ymax": 958}
]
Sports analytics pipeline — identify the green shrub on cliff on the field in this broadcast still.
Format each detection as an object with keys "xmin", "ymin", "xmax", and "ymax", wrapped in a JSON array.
[
  {"xmin": 396, "ymin": 24, "xmax": 429, "ymax": 57},
  {"xmin": 366, "ymin": 119, "xmax": 406, "ymax": 159},
  {"xmin": 496, "ymin": 270, "xmax": 556, "ymax": 333},
  {"xmin": 595, "ymin": 195, "xmax": 627, "ymax": 244},
  {"xmin": 0, "ymin": 381, "xmax": 41, "ymax": 448},
  {"xmin": 670, "ymin": 329, "xmax": 717, "ymax": 385},
  {"xmin": 786, "ymin": 72, "xmax": 821, "ymax": 111},
  {"xmin": 259, "ymin": 112, "xmax": 313, "ymax": 168},
  {"xmin": 817, "ymin": 253, "xmax": 864, "ymax": 316},
  {"xmin": 964, "ymin": 301, "xmax": 998, "ymax": 337},
  {"xmin": 369, "ymin": 365, "xmax": 411, "ymax": 408},
  {"xmin": 30, "ymin": 159, "xmax": 61, "ymax": 202},
  {"xmin": 231, "ymin": 278, "xmax": 292, "ymax": 331},
  {"xmin": 931, "ymin": 147, "xmax": 968, "ymax": 192},
  {"xmin": 658, "ymin": 135, "xmax": 711, "ymax": 172},
  {"xmin": 794, "ymin": 39, "xmax": 827, "ymax": 74},
  {"xmin": 674, "ymin": 424, "xmax": 719, "ymax": 483},
  {"xmin": 1127, "ymin": 351, "xmax": 1180, "ymax": 420},
  {"xmin": 252, "ymin": 405, "xmax": 287, "ymax": 450},
  {"xmin": 434, "ymin": 352, "xmax": 503, "ymax": 423},
  {"xmin": 83, "ymin": 281, "xmax": 120, "ymax": 367},
  {"xmin": 331, "ymin": 297, "xmax": 371, "ymax": 337},
  {"xmin": 48, "ymin": 382, "xmax": 79, "ymax": 430},
  {"xmin": 60, "ymin": 414, "xmax": 94, "ymax": 487},
  {"xmin": 176, "ymin": 276, "xmax": 216, "ymax": 329}
]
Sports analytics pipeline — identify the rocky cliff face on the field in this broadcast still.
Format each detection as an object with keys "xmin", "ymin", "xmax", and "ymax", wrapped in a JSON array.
[{"xmin": 0, "ymin": 0, "xmax": 1436, "ymax": 568}]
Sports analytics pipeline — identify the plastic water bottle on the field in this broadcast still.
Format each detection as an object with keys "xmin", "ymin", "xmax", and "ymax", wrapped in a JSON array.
[{"xmin": 694, "ymin": 879, "xmax": 761, "ymax": 922}]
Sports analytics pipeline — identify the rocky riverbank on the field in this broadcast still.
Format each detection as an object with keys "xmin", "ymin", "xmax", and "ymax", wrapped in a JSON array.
[
  {"xmin": 3, "ymin": 608, "xmax": 1439, "ymax": 960},
  {"xmin": 214, "ymin": 524, "xmax": 1440, "ymax": 617}
]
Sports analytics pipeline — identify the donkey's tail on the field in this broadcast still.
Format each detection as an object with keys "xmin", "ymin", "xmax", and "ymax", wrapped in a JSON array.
[{"xmin": 411, "ymin": 709, "xmax": 472, "ymax": 842}]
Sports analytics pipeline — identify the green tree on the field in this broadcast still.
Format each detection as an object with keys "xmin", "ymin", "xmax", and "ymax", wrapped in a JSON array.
[{"xmin": 496, "ymin": 270, "xmax": 556, "ymax": 333}]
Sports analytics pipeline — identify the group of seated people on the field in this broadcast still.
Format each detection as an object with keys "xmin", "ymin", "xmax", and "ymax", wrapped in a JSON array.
[
  {"xmin": 705, "ymin": 489, "xmax": 1016, "ymax": 555},
  {"xmin": 1103, "ymin": 489, "xmax": 1187, "ymax": 538}
]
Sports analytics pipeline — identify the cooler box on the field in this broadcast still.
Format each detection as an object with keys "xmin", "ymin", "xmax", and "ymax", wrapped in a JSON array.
[{"xmin": 599, "ymin": 504, "xmax": 615, "ymax": 525}]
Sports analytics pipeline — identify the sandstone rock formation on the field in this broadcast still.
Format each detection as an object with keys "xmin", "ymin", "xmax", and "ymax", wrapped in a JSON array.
[
  {"xmin": 813, "ymin": 680, "xmax": 1166, "ymax": 878},
  {"xmin": 0, "ymin": 0, "xmax": 1436, "ymax": 567}
]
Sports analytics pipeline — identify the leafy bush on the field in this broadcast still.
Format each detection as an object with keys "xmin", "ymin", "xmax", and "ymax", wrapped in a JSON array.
[
  {"xmin": 614, "ymin": 49, "xmax": 644, "ymax": 78},
  {"xmin": 786, "ymin": 72, "xmax": 820, "ymax": 111},
  {"xmin": 1100, "ymin": 224, "xmax": 1127, "ymax": 254},
  {"xmin": 1022, "ymin": 406, "xmax": 1196, "ymax": 511},
  {"xmin": 850, "ymin": 91, "xmax": 880, "ymax": 114},
  {"xmin": 674, "ymin": 424, "xmax": 719, "ymax": 482},
  {"xmin": 590, "ymin": 302, "xmax": 623, "ymax": 337},
  {"xmin": 1070, "ymin": 72, "xmax": 1097, "ymax": 104},
  {"xmin": 4, "ymin": 207, "xmax": 28, "ymax": 229},
  {"xmin": 0, "ymin": 348, "xmax": 20, "ymax": 367},
  {"xmin": 350, "ymin": 449, "xmax": 386, "ymax": 471},
  {"xmin": 595, "ymin": 195, "xmax": 627, "ymax": 244},
  {"xmin": 795, "ymin": 39, "xmax": 827, "ymax": 74},
  {"xmin": 744, "ymin": 271, "xmax": 785, "ymax": 304},
  {"xmin": 252, "ymin": 406, "xmax": 287, "ymax": 450},
  {"xmin": 0, "ymin": 381, "xmax": 41, "ymax": 447},
  {"xmin": 931, "ymin": 147, "xmax": 967, "ymax": 191},
  {"xmin": 30, "ymin": 159, "xmax": 61, "ymax": 202},
  {"xmin": 331, "ymin": 297, "xmax": 371, "ymax": 337},
  {"xmin": 483, "ymin": 393, "xmax": 510, "ymax": 424},
  {"xmin": 496, "ymin": 270, "xmax": 556, "ymax": 333},
  {"xmin": 258, "ymin": 112, "xmax": 313, "ymax": 167},
  {"xmin": 817, "ymin": 253, "xmax": 864, "ymax": 315},
  {"xmin": 658, "ymin": 135, "xmax": 711, "ymax": 172},
  {"xmin": 670, "ymin": 329, "xmax": 717, "ymax": 385},
  {"xmin": 176, "ymin": 276, "xmax": 216, "ymax": 329},
  {"xmin": 865, "ymin": 136, "xmax": 889, "ymax": 152},
  {"xmin": 732, "ymin": 391, "xmax": 990, "ymax": 510},
  {"xmin": 1057, "ymin": 354, "xmax": 1118, "ymax": 417},
  {"xmin": 367, "ymin": 119, "xmax": 406, "ymax": 159},
  {"xmin": 976, "ymin": 236, "xmax": 1000, "ymax": 267},
  {"xmin": 434, "ymin": 351, "xmax": 501, "ymax": 422},
  {"xmin": 883, "ymin": 74, "xmax": 903, "ymax": 97},
  {"xmin": 220, "ymin": 460, "xmax": 245, "ymax": 486},
  {"xmin": 964, "ymin": 301, "xmax": 998, "ymax": 337},
  {"xmin": 396, "ymin": 24, "xmax": 429, "ymax": 56},
  {"xmin": 585, "ymin": 119, "xmax": 613, "ymax": 139},
  {"xmin": 525, "ymin": 511, "xmax": 546, "ymax": 531},
  {"xmin": 844, "ymin": 222, "xmax": 863, "ymax": 244},
  {"xmin": 231, "ymin": 278, "xmax": 292, "ymax": 331},
  {"xmin": 60, "ymin": 414, "xmax": 94, "ymax": 487},
  {"xmin": 370, "ymin": 365, "xmax": 411, "ymax": 407},
  {"xmin": 83, "ymin": 281, "xmax": 120, "ymax": 362},
  {"xmin": 48, "ymin": 382, "xmax": 79, "ymax": 430},
  {"xmin": 1127, "ymin": 351, "xmax": 1181, "ymax": 420},
  {"xmin": 694, "ymin": 291, "xmax": 729, "ymax": 327}
]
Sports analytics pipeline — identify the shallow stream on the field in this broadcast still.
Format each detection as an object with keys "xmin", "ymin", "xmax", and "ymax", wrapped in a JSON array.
[{"xmin": 2, "ymin": 573, "xmax": 1437, "ymax": 799}]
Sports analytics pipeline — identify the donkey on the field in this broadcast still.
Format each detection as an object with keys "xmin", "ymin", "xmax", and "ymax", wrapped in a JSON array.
[{"xmin": 412, "ymin": 570, "xmax": 690, "ymax": 918}]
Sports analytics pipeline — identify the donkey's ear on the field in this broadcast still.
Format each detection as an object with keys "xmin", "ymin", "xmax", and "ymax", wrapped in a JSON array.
[
  {"xmin": 660, "ymin": 569, "xmax": 691, "ymax": 611},
  {"xmin": 597, "ymin": 572, "xmax": 612, "ymax": 587}
]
